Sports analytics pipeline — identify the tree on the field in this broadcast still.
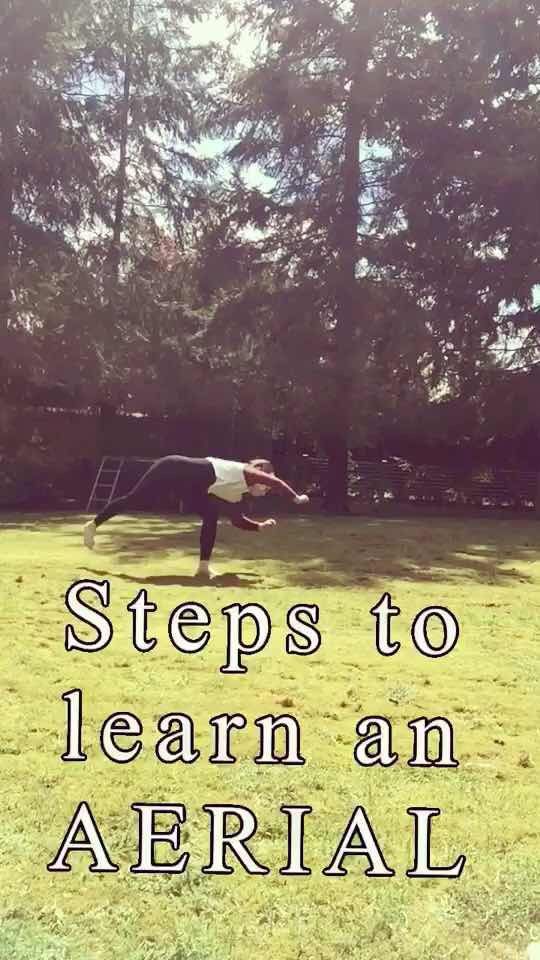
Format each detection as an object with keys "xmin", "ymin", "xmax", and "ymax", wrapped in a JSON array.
[
  {"xmin": 1, "ymin": 0, "xmax": 215, "ymax": 412},
  {"xmin": 213, "ymin": 1, "xmax": 432, "ymax": 507},
  {"xmin": 215, "ymin": 0, "xmax": 540, "ymax": 494},
  {"xmin": 0, "ymin": 0, "xmax": 101, "ymax": 351},
  {"xmin": 372, "ymin": 0, "xmax": 540, "ymax": 403}
]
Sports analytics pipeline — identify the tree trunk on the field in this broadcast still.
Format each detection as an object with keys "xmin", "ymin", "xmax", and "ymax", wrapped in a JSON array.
[
  {"xmin": 0, "ymin": 161, "xmax": 14, "ymax": 335},
  {"xmin": 0, "ymin": 75, "xmax": 16, "ymax": 338},
  {"xmin": 323, "ymin": 433, "xmax": 349, "ymax": 511},
  {"xmin": 98, "ymin": 402, "xmax": 117, "ymax": 458},
  {"xmin": 108, "ymin": 0, "xmax": 135, "ymax": 280},
  {"xmin": 0, "ymin": 2, "xmax": 16, "ymax": 334},
  {"xmin": 0, "ymin": 103, "xmax": 16, "ymax": 403},
  {"xmin": 324, "ymin": 77, "xmax": 361, "ymax": 513}
]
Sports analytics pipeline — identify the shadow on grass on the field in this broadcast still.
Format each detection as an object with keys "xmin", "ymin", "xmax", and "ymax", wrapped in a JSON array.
[
  {"xmin": 14, "ymin": 511, "xmax": 540, "ymax": 588},
  {"xmin": 1, "ymin": 514, "xmax": 69, "ymax": 530},
  {"xmin": 150, "ymin": 515, "xmax": 539, "ymax": 588},
  {"xmin": 80, "ymin": 567, "xmax": 263, "ymax": 588},
  {"xmin": 273, "ymin": 516, "xmax": 540, "ymax": 588}
]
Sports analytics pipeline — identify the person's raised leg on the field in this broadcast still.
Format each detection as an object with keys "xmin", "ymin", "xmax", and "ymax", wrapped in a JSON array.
[
  {"xmin": 83, "ymin": 459, "xmax": 165, "ymax": 549},
  {"xmin": 83, "ymin": 489, "xmax": 145, "ymax": 548}
]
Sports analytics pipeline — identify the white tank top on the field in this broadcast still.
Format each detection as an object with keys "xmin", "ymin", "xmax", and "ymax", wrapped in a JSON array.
[{"xmin": 206, "ymin": 457, "xmax": 249, "ymax": 503}]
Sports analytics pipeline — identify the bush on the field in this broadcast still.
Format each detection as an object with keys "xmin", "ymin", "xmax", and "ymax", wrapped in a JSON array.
[{"xmin": 0, "ymin": 452, "xmax": 64, "ymax": 508}]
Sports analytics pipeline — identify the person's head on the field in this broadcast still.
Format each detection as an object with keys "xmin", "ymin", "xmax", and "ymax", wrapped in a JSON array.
[
  {"xmin": 248, "ymin": 458, "xmax": 275, "ymax": 497},
  {"xmin": 250, "ymin": 458, "xmax": 275, "ymax": 474}
]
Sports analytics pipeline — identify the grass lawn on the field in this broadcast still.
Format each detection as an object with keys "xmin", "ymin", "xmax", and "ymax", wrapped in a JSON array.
[{"xmin": 1, "ymin": 511, "xmax": 539, "ymax": 960}]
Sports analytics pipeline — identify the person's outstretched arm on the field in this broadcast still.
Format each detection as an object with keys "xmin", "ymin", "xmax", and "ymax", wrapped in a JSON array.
[
  {"xmin": 244, "ymin": 466, "xmax": 309, "ymax": 503},
  {"xmin": 195, "ymin": 498, "xmax": 276, "ymax": 579},
  {"xmin": 222, "ymin": 501, "xmax": 276, "ymax": 532}
]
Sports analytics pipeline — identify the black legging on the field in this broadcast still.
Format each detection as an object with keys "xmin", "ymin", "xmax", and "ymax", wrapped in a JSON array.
[{"xmin": 94, "ymin": 456, "xmax": 219, "ymax": 560}]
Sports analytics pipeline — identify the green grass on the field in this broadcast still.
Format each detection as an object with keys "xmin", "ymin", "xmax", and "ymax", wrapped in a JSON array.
[{"xmin": 1, "ymin": 511, "xmax": 539, "ymax": 960}]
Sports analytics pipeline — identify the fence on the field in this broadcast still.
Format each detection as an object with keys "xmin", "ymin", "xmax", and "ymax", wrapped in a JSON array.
[
  {"xmin": 0, "ymin": 404, "xmax": 270, "ymax": 508},
  {"xmin": 1, "ymin": 397, "xmax": 539, "ymax": 512},
  {"xmin": 296, "ymin": 457, "xmax": 540, "ymax": 512}
]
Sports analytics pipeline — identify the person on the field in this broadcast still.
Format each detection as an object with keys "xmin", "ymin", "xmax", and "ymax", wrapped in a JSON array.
[{"xmin": 83, "ymin": 455, "xmax": 309, "ymax": 578}]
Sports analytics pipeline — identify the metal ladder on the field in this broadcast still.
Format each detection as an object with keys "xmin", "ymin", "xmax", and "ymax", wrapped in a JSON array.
[{"xmin": 86, "ymin": 456, "xmax": 125, "ymax": 513}]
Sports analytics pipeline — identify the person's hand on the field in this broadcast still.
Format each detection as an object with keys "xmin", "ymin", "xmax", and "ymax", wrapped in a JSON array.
[
  {"xmin": 259, "ymin": 518, "xmax": 277, "ymax": 529},
  {"xmin": 294, "ymin": 494, "xmax": 309, "ymax": 505}
]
